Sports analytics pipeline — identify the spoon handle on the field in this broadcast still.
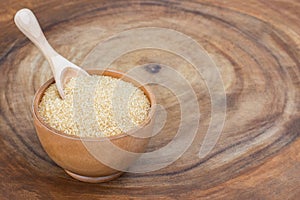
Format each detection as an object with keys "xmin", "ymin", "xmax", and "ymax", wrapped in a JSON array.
[
  {"xmin": 14, "ymin": 8, "xmax": 58, "ymax": 61},
  {"xmin": 14, "ymin": 8, "xmax": 89, "ymax": 99},
  {"xmin": 14, "ymin": 8, "xmax": 68, "ymax": 97}
]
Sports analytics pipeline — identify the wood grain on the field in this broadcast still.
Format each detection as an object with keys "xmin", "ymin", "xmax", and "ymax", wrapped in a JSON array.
[{"xmin": 0, "ymin": 0, "xmax": 300, "ymax": 199}]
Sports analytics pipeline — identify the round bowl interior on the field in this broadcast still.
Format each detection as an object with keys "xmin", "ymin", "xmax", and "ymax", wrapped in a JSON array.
[{"xmin": 32, "ymin": 69, "xmax": 156, "ymax": 140}]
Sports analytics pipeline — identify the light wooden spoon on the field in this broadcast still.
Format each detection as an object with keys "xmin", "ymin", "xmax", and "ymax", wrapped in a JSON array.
[{"xmin": 14, "ymin": 8, "xmax": 89, "ymax": 99}]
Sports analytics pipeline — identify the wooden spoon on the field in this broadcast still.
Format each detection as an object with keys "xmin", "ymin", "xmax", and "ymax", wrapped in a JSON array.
[{"xmin": 14, "ymin": 8, "xmax": 89, "ymax": 99}]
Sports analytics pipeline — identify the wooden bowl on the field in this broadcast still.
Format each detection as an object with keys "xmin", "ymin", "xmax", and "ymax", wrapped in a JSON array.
[{"xmin": 32, "ymin": 69, "xmax": 156, "ymax": 183}]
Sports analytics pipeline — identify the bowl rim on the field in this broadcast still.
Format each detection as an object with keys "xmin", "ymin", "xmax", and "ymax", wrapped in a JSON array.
[{"xmin": 32, "ymin": 69, "xmax": 156, "ymax": 141}]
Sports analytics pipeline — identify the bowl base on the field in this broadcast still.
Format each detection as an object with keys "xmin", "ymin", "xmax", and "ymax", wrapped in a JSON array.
[{"xmin": 65, "ymin": 170, "xmax": 123, "ymax": 183}]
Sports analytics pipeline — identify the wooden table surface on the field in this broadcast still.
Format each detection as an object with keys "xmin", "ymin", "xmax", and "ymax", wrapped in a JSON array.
[{"xmin": 1, "ymin": 0, "xmax": 300, "ymax": 199}]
